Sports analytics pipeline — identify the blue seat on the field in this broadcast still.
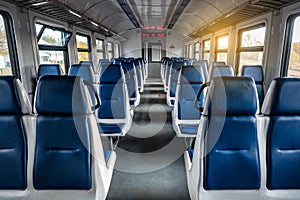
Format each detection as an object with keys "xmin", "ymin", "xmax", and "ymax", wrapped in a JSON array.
[
  {"xmin": 184, "ymin": 59, "xmax": 193, "ymax": 66},
  {"xmin": 167, "ymin": 61, "xmax": 185, "ymax": 106},
  {"xmin": 133, "ymin": 59, "xmax": 144, "ymax": 92},
  {"xmin": 209, "ymin": 65, "xmax": 234, "ymax": 81},
  {"xmin": 121, "ymin": 61, "xmax": 140, "ymax": 107},
  {"xmin": 262, "ymin": 78, "xmax": 300, "ymax": 190},
  {"xmin": 242, "ymin": 65, "xmax": 264, "ymax": 107},
  {"xmin": 0, "ymin": 76, "xmax": 31, "ymax": 190},
  {"xmin": 193, "ymin": 60, "xmax": 209, "ymax": 82},
  {"xmin": 161, "ymin": 57, "xmax": 169, "ymax": 82},
  {"xmin": 69, "ymin": 63, "xmax": 97, "ymax": 104},
  {"xmin": 98, "ymin": 64, "xmax": 132, "ymax": 136},
  {"xmin": 138, "ymin": 58, "xmax": 146, "ymax": 81},
  {"xmin": 173, "ymin": 66, "xmax": 204, "ymax": 137},
  {"xmin": 164, "ymin": 59, "xmax": 173, "ymax": 92},
  {"xmin": 185, "ymin": 77, "xmax": 261, "ymax": 199},
  {"xmin": 34, "ymin": 76, "xmax": 93, "ymax": 190},
  {"xmin": 37, "ymin": 64, "xmax": 62, "ymax": 79},
  {"xmin": 33, "ymin": 76, "xmax": 116, "ymax": 199}
]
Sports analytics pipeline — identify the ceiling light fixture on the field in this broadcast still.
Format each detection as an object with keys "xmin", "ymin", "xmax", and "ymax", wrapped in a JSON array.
[
  {"xmin": 32, "ymin": 2, "xmax": 48, "ymax": 6},
  {"xmin": 68, "ymin": 10, "xmax": 81, "ymax": 18}
]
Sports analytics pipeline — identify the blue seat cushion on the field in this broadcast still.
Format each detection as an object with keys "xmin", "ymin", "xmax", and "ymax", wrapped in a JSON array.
[
  {"xmin": 98, "ymin": 123, "xmax": 125, "ymax": 134},
  {"xmin": 178, "ymin": 124, "xmax": 199, "ymax": 135},
  {"xmin": 130, "ymin": 100, "xmax": 136, "ymax": 106},
  {"xmin": 188, "ymin": 149, "xmax": 194, "ymax": 160}
]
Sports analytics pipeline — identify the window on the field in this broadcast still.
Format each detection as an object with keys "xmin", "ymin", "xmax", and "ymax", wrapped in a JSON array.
[
  {"xmin": 188, "ymin": 44, "xmax": 193, "ymax": 59},
  {"xmin": 107, "ymin": 42, "xmax": 114, "ymax": 60},
  {"xmin": 76, "ymin": 34, "xmax": 91, "ymax": 62},
  {"xmin": 115, "ymin": 43, "xmax": 120, "ymax": 58},
  {"xmin": 35, "ymin": 22, "xmax": 71, "ymax": 74},
  {"xmin": 283, "ymin": 15, "xmax": 300, "ymax": 77},
  {"xmin": 0, "ymin": 11, "xmax": 19, "ymax": 76},
  {"xmin": 215, "ymin": 35, "xmax": 229, "ymax": 63},
  {"xmin": 96, "ymin": 38, "xmax": 105, "ymax": 61},
  {"xmin": 194, "ymin": 43, "xmax": 200, "ymax": 60},
  {"xmin": 203, "ymin": 39, "xmax": 211, "ymax": 62},
  {"xmin": 238, "ymin": 25, "xmax": 266, "ymax": 74}
]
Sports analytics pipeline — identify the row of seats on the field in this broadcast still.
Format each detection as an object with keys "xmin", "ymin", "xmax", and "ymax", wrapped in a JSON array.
[
  {"xmin": 160, "ymin": 57, "xmax": 266, "ymax": 138},
  {"xmin": 184, "ymin": 76, "xmax": 300, "ymax": 200},
  {"xmin": 36, "ymin": 57, "xmax": 147, "ymax": 137},
  {"xmin": 0, "ymin": 76, "xmax": 116, "ymax": 200}
]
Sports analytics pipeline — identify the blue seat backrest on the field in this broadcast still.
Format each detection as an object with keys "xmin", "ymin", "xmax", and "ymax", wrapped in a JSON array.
[
  {"xmin": 34, "ymin": 76, "xmax": 91, "ymax": 190},
  {"xmin": 113, "ymin": 59, "xmax": 123, "ymax": 65},
  {"xmin": 121, "ymin": 61, "xmax": 138, "ymax": 99},
  {"xmin": 37, "ymin": 64, "xmax": 62, "ymax": 79},
  {"xmin": 210, "ymin": 65, "xmax": 234, "ymax": 81},
  {"xmin": 178, "ymin": 66, "xmax": 204, "ymax": 120},
  {"xmin": 204, "ymin": 77, "xmax": 260, "ymax": 190},
  {"xmin": 0, "ymin": 76, "xmax": 30, "ymax": 189},
  {"xmin": 184, "ymin": 59, "xmax": 193, "ymax": 66},
  {"xmin": 242, "ymin": 65, "xmax": 264, "ymax": 106},
  {"xmin": 193, "ymin": 60, "xmax": 209, "ymax": 82},
  {"xmin": 69, "ymin": 64, "xmax": 94, "ymax": 83},
  {"xmin": 169, "ymin": 62, "xmax": 185, "ymax": 97},
  {"xmin": 98, "ymin": 65, "xmax": 126, "ymax": 119},
  {"xmin": 262, "ymin": 77, "xmax": 300, "ymax": 189}
]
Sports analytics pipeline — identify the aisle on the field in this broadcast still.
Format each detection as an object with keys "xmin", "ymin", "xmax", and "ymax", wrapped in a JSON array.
[{"xmin": 106, "ymin": 78, "xmax": 190, "ymax": 200}]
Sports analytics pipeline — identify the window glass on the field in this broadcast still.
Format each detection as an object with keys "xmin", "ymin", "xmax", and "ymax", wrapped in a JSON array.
[
  {"xmin": 189, "ymin": 44, "xmax": 193, "ymax": 58},
  {"xmin": 115, "ymin": 44, "xmax": 120, "ymax": 58},
  {"xmin": 287, "ymin": 17, "xmax": 300, "ymax": 77},
  {"xmin": 238, "ymin": 25, "xmax": 266, "ymax": 73},
  {"xmin": 108, "ymin": 42, "xmax": 113, "ymax": 60},
  {"xmin": 39, "ymin": 50, "xmax": 65, "ymax": 74},
  {"xmin": 216, "ymin": 53, "xmax": 228, "ymax": 63},
  {"xmin": 35, "ymin": 22, "xmax": 71, "ymax": 73},
  {"xmin": 76, "ymin": 34, "xmax": 89, "ymax": 49},
  {"xmin": 217, "ymin": 36, "xmax": 229, "ymax": 50},
  {"xmin": 204, "ymin": 40, "xmax": 211, "ymax": 51},
  {"xmin": 195, "ymin": 43, "xmax": 200, "ymax": 52},
  {"xmin": 241, "ymin": 27, "xmax": 266, "ymax": 48},
  {"xmin": 0, "ymin": 14, "xmax": 12, "ymax": 75},
  {"xmin": 96, "ymin": 39, "xmax": 104, "ymax": 51}
]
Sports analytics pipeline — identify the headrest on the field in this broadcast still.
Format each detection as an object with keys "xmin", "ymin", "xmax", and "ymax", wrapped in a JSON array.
[
  {"xmin": 0, "ymin": 76, "xmax": 32, "ymax": 114},
  {"xmin": 79, "ymin": 61, "xmax": 93, "ymax": 66},
  {"xmin": 204, "ymin": 77, "xmax": 258, "ymax": 116},
  {"xmin": 212, "ymin": 62, "xmax": 226, "ymax": 68},
  {"xmin": 133, "ymin": 59, "xmax": 140, "ymax": 67},
  {"xmin": 210, "ymin": 65, "xmax": 234, "ymax": 80},
  {"xmin": 121, "ymin": 61, "xmax": 135, "ymax": 71},
  {"xmin": 194, "ymin": 60, "xmax": 209, "ymax": 81},
  {"xmin": 35, "ymin": 76, "xmax": 92, "ymax": 115},
  {"xmin": 179, "ymin": 66, "xmax": 204, "ymax": 84},
  {"xmin": 37, "ymin": 64, "xmax": 62, "ymax": 79},
  {"xmin": 100, "ymin": 64, "xmax": 124, "ymax": 84},
  {"xmin": 184, "ymin": 60, "xmax": 193, "ymax": 66},
  {"xmin": 69, "ymin": 64, "xmax": 95, "ymax": 83},
  {"xmin": 113, "ymin": 59, "xmax": 123, "ymax": 65},
  {"xmin": 242, "ymin": 65, "xmax": 264, "ymax": 84},
  {"xmin": 99, "ymin": 59, "xmax": 109, "ymax": 63},
  {"xmin": 262, "ymin": 78, "xmax": 300, "ymax": 115},
  {"xmin": 172, "ymin": 62, "xmax": 184, "ymax": 70}
]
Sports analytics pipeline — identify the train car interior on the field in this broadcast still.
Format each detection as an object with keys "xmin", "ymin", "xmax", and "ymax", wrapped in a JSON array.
[{"xmin": 1, "ymin": 0, "xmax": 300, "ymax": 199}]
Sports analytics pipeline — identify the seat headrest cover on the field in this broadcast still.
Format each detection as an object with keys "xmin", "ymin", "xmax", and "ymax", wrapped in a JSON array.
[
  {"xmin": 0, "ymin": 76, "xmax": 32, "ymax": 114},
  {"xmin": 180, "ymin": 66, "xmax": 204, "ymax": 84},
  {"xmin": 262, "ymin": 78, "xmax": 300, "ymax": 115},
  {"xmin": 35, "ymin": 76, "xmax": 92, "ymax": 115},
  {"xmin": 37, "ymin": 64, "xmax": 62, "ymax": 79},
  {"xmin": 242, "ymin": 65, "xmax": 264, "ymax": 83},
  {"xmin": 69, "ymin": 64, "xmax": 95, "ymax": 83},
  {"xmin": 212, "ymin": 62, "xmax": 226, "ymax": 67},
  {"xmin": 204, "ymin": 77, "xmax": 258, "ymax": 116},
  {"xmin": 172, "ymin": 62, "xmax": 184, "ymax": 70},
  {"xmin": 211, "ymin": 65, "xmax": 234, "ymax": 79},
  {"xmin": 100, "ymin": 64, "xmax": 124, "ymax": 83}
]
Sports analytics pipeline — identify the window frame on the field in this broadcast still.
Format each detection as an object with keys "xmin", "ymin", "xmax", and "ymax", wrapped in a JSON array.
[
  {"xmin": 76, "ymin": 33, "xmax": 91, "ymax": 62},
  {"xmin": 96, "ymin": 38, "xmax": 105, "ymax": 60},
  {"xmin": 35, "ymin": 22, "xmax": 72, "ymax": 73},
  {"xmin": 107, "ymin": 41, "xmax": 114, "ymax": 60},
  {"xmin": 0, "ymin": 10, "xmax": 20, "ymax": 77},
  {"xmin": 215, "ymin": 34, "xmax": 229, "ymax": 62},
  {"xmin": 203, "ymin": 39, "xmax": 211, "ymax": 61},
  {"xmin": 237, "ymin": 23, "xmax": 266, "ymax": 74},
  {"xmin": 281, "ymin": 13, "xmax": 300, "ymax": 76},
  {"xmin": 194, "ymin": 42, "xmax": 200, "ymax": 60}
]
